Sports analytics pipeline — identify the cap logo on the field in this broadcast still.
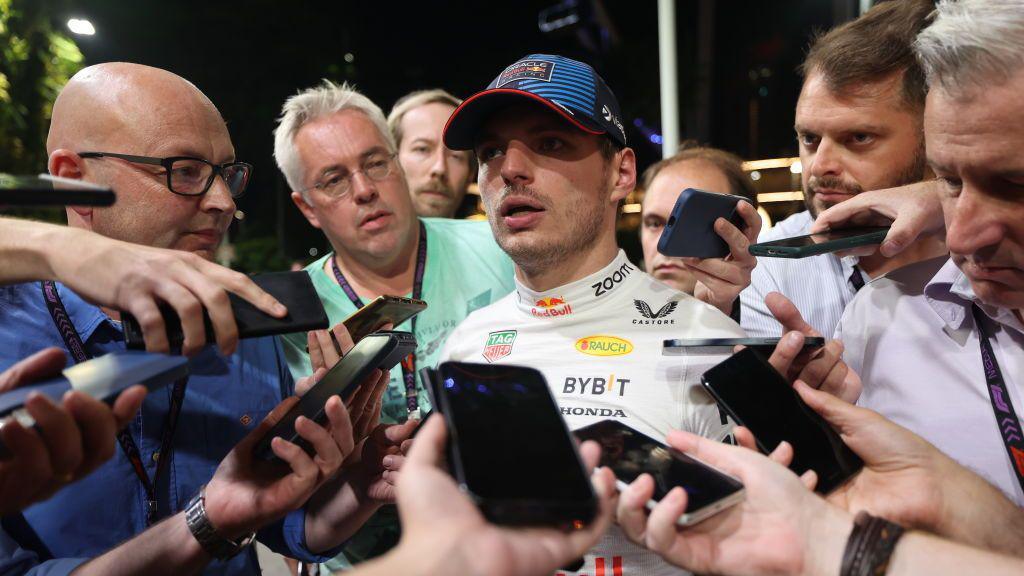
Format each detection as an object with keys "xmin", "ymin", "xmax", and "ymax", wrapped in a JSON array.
[{"xmin": 497, "ymin": 60, "xmax": 555, "ymax": 87}]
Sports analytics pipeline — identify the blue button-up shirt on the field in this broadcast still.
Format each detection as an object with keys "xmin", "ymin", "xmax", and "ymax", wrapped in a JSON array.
[{"xmin": 0, "ymin": 282, "xmax": 338, "ymax": 575}]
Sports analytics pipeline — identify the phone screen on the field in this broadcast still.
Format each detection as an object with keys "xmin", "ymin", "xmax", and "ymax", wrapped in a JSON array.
[
  {"xmin": 760, "ymin": 226, "xmax": 889, "ymax": 248},
  {"xmin": 574, "ymin": 420, "xmax": 743, "ymax": 510},
  {"xmin": 701, "ymin": 348, "xmax": 862, "ymax": 493},
  {"xmin": 438, "ymin": 362, "xmax": 594, "ymax": 504}
]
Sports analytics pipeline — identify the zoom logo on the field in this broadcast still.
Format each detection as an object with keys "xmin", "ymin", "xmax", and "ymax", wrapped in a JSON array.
[{"xmin": 592, "ymin": 261, "xmax": 634, "ymax": 297}]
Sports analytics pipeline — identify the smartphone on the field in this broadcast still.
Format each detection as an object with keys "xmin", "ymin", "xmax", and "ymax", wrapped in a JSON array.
[
  {"xmin": 436, "ymin": 361, "xmax": 597, "ymax": 528},
  {"xmin": 663, "ymin": 337, "xmax": 826, "ymax": 355},
  {"xmin": 657, "ymin": 188, "xmax": 751, "ymax": 259},
  {"xmin": 122, "ymin": 271, "xmax": 329, "ymax": 350},
  {"xmin": 0, "ymin": 174, "xmax": 116, "ymax": 207},
  {"xmin": 343, "ymin": 295, "xmax": 427, "ymax": 342},
  {"xmin": 748, "ymin": 226, "xmax": 890, "ymax": 258},
  {"xmin": 0, "ymin": 351, "xmax": 189, "ymax": 458},
  {"xmin": 253, "ymin": 331, "xmax": 416, "ymax": 461},
  {"xmin": 701, "ymin": 348, "xmax": 863, "ymax": 493},
  {"xmin": 574, "ymin": 420, "xmax": 744, "ymax": 526}
]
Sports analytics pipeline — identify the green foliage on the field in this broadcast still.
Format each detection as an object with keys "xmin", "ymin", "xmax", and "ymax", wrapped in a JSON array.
[{"xmin": 0, "ymin": 0, "xmax": 82, "ymax": 223}]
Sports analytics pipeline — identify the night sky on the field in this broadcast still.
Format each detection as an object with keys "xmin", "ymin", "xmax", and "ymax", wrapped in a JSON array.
[{"xmin": 64, "ymin": 0, "xmax": 839, "ymax": 261}]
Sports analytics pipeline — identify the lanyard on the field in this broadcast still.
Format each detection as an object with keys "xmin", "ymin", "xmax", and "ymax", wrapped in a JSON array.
[
  {"xmin": 972, "ymin": 305, "xmax": 1024, "ymax": 493},
  {"xmin": 331, "ymin": 221, "xmax": 427, "ymax": 419},
  {"xmin": 41, "ymin": 281, "xmax": 188, "ymax": 526}
]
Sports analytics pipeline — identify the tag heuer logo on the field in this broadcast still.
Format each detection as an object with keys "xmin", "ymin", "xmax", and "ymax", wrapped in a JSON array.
[
  {"xmin": 633, "ymin": 300, "xmax": 678, "ymax": 325},
  {"xmin": 482, "ymin": 330, "xmax": 517, "ymax": 363}
]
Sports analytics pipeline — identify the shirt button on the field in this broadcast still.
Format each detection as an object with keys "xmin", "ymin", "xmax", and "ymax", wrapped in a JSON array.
[{"xmin": 151, "ymin": 451, "xmax": 160, "ymax": 463}]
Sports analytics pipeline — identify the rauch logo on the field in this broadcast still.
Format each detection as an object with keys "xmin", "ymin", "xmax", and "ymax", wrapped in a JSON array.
[{"xmin": 574, "ymin": 335, "xmax": 633, "ymax": 356}]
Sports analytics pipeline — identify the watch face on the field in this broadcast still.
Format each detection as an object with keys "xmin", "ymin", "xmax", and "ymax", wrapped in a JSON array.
[{"xmin": 185, "ymin": 490, "xmax": 254, "ymax": 560}]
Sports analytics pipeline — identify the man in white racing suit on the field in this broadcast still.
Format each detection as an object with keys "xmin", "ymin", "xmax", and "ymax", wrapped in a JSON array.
[{"xmin": 439, "ymin": 53, "xmax": 854, "ymax": 576}]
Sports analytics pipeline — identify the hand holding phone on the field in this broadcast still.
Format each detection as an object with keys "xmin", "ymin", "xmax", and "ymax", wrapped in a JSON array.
[
  {"xmin": 343, "ymin": 296, "xmax": 427, "ymax": 342},
  {"xmin": 657, "ymin": 188, "xmax": 752, "ymax": 259}
]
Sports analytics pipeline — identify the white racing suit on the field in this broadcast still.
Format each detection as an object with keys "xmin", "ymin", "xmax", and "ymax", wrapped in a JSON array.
[{"xmin": 440, "ymin": 251, "xmax": 745, "ymax": 576}]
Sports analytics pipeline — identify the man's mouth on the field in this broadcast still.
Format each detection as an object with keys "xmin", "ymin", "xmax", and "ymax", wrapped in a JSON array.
[
  {"xmin": 498, "ymin": 196, "xmax": 546, "ymax": 231},
  {"xmin": 360, "ymin": 210, "xmax": 392, "ymax": 229}
]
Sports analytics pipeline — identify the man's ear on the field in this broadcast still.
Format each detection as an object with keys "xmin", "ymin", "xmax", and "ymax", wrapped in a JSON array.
[
  {"xmin": 609, "ymin": 147, "xmax": 637, "ymax": 203},
  {"xmin": 291, "ymin": 191, "xmax": 322, "ymax": 230},
  {"xmin": 49, "ymin": 149, "xmax": 92, "ymax": 221}
]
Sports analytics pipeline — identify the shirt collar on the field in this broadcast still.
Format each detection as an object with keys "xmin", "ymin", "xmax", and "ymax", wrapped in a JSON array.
[
  {"xmin": 514, "ymin": 250, "xmax": 640, "ymax": 318},
  {"xmin": 924, "ymin": 258, "xmax": 1024, "ymax": 334}
]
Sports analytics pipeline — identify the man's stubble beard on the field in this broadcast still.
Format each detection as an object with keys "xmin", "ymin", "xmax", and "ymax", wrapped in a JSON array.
[{"xmin": 804, "ymin": 140, "xmax": 928, "ymax": 219}]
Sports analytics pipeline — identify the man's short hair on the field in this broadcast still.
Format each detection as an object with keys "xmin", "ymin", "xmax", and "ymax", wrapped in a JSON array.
[
  {"xmin": 800, "ymin": 0, "xmax": 935, "ymax": 111},
  {"xmin": 387, "ymin": 88, "xmax": 463, "ymax": 148},
  {"xmin": 274, "ymin": 80, "xmax": 394, "ymax": 195},
  {"xmin": 915, "ymin": 0, "xmax": 1024, "ymax": 98},
  {"xmin": 640, "ymin": 142, "xmax": 758, "ymax": 207}
]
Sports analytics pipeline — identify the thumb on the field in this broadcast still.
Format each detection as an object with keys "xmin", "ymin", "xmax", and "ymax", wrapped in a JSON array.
[
  {"xmin": 793, "ymin": 380, "xmax": 865, "ymax": 434},
  {"xmin": 766, "ymin": 292, "xmax": 820, "ymax": 336},
  {"xmin": 665, "ymin": 429, "xmax": 746, "ymax": 478},
  {"xmin": 0, "ymin": 348, "xmax": 67, "ymax": 392}
]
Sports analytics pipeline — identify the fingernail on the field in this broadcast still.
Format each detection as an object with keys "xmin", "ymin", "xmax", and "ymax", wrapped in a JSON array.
[
  {"xmin": 383, "ymin": 455, "xmax": 394, "ymax": 468},
  {"xmin": 786, "ymin": 332, "xmax": 802, "ymax": 345},
  {"xmin": 275, "ymin": 303, "xmax": 287, "ymax": 315}
]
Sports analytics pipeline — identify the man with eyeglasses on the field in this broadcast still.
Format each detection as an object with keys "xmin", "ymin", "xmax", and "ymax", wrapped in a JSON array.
[
  {"xmin": 0, "ymin": 63, "xmax": 404, "ymax": 576},
  {"xmin": 274, "ymin": 80, "xmax": 515, "ymax": 566}
]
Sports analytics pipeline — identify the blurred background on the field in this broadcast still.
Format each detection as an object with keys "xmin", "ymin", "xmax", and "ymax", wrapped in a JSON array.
[{"xmin": 0, "ymin": 0, "xmax": 871, "ymax": 270}]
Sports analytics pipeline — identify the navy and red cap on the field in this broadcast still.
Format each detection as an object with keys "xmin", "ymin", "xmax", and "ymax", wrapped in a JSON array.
[{"xmin": 443, "ymin": 53, "xmax": 627, "ymax": 151}]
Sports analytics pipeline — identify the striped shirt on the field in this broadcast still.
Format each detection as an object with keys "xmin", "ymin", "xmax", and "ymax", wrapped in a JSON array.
[{"xmin": 740, "ymin": 210, "xmax": 868, "ymax": 337}]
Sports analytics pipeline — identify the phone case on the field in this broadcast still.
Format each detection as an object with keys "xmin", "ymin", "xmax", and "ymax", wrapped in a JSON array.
[
  {"xmin": 122, "ymin": 271, "xmax": 329, "ymax": 350},
  {"xmin": 748, "ymin": 227, "xmax": 889, "ymax": 258},
  {"xmin": 657, "ymin": 188, "xmax": 750, "ymax": 259},
  {"xmin": 343, "ymin": 295, "xmax": 427, "ymax": 342}
]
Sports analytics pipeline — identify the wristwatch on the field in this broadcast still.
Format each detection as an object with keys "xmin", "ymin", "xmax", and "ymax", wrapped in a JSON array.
[{"xmin": 185, "ymin": 485, "xmax": 257, "ymax": 560}]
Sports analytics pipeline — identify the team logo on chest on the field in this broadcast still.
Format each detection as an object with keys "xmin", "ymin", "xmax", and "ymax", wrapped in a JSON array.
[
  {"xmin": 575, "ymin": 335, "xmax": 633, "ymax": 356},
  {"xmin": 531, "ymin": 296, "xmax": 573, "ymax": 318},
  {"xmin": 482, "ymin": 330, "xmax": 517, "ymax": 363},
  {"xmin": 633, "ymin": 299, "xmax": 678, "ymax": 325}
]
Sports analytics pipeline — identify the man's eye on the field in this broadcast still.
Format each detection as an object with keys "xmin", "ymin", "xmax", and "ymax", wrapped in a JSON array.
[
  {"xmin": 798, "ymin": 133, "xmax": 819, "ymax": 147},
  {"xmin": 644, "ymin": 219, "xmax": 664, "ymax": 230},
  {"xmin": 477, "ymin": 146, "xmax": 503, "ymax": 161},
  {"xmin": 538, "ymin": 137, "xmax": 564, "ymax": 152},
  {"xmin": 850, "ymin": 133, "xmax": 874, "ymax": 145},
  {"xmin": 322, "ymin": 174, "xmax": 345, "ymax": 188},
  {"xmin": 412, "ymin": 145, "xmax": 431, "ymax": 155},
  {"xmin": 937, "ymin": 176, "xmax": 963, "ymax": 194}
]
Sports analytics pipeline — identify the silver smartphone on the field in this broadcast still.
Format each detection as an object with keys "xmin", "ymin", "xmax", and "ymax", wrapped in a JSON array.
[{"xmin": 573, "ymin": 419, "xmax": 745, "ymax": 526}]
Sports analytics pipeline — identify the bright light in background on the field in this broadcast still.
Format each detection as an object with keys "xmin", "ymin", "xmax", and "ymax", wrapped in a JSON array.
[
  {"xmin": 343, "ymin": 53, "xmax": 355, "ymax": 63},
  {"xmin": 750, "ymin": 170, "xmax": 761, "ymax": 181},
  {"xmin": 789, "ymin": 160, "xmax": 802, "ymax": 174},
  {"xmin": 67, "ymin": 18, "xmax": 95, "ymax": 35}
]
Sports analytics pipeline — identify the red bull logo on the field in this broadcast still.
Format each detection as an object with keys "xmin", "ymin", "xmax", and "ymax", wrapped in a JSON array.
[{"xmin": 531, "ymin": 296, "xmax": 573, "ymax": 318}]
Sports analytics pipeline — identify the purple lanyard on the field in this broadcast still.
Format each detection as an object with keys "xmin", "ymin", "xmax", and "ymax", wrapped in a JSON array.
[
  {"xmin": 972, "ymin": 305, "xmax": 1024, "ymax": 493},
  {"xmin": 331, "ymin": 221, "xmax": 427, "ymax": 419},
  {"xmin": 41, "ymin": 281, "xmax": 187, "ymax": 526}
]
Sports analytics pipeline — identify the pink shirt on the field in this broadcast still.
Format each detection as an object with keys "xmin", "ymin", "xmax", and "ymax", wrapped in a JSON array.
[{"xmin": 836, "ymin": 256, "xmax": 1024, "ymax": 504}]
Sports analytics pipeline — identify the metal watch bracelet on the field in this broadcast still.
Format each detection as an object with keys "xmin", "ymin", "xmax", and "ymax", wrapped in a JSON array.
[{"xmin": 185, "ymin": 485, "xmax": 256, "ymax": 560}]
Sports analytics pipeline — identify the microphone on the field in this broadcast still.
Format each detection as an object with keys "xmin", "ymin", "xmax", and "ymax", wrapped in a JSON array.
[{"xmin": 234, "ymin": 209, "xmax": 245, "ymax": 221}]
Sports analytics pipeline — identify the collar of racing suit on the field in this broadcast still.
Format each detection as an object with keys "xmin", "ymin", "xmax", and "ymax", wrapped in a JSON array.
[{"xmin": 513, "ymin": 250, "xmax": 641, "ymax": 318}]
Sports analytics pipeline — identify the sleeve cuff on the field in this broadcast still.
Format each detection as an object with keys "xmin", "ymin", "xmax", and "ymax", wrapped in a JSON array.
[{"xmin": 256, "ymin": 508, "xmax": 345, "ymax": 564}]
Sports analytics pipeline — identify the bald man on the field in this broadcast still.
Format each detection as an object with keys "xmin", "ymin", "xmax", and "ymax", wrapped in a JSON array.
[{"xmin": 0, "ymin": 63, "xmax": 402, "ymax": 576}]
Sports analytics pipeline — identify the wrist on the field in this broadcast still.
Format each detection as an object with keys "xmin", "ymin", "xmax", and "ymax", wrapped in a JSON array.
[
  {"xmin": 803, "ymin": 504, "xmax": 855, "ymax": 576},
  {"xmin": 185, "ymin": 485, "xmax": 256, "ymax": 560}
]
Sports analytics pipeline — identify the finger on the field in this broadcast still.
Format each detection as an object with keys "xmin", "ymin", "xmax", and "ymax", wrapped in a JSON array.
[
  {"xmin": 665, "ymin": 429, "xmax": 745, "ymax": 478},
  {"xmin": 295, "ymin": 416, "xmax": 343, "ymax": 477},
  {"xmin": 25, "ymin": 393, "xmax": 83, "ymax": 477},
  {"xmin": 62, "ymin": 391, "xmax": 117, "ymax": 476},
  {"xmin": 734, "ymin": 200, "xmax": 763, "ymax": 242},
  {"xmin": 270, "ymin": 436, "xmax": 319, "ymax": 486},
  {"xmin": 768, "ymin": 440, "xmax": 795, "ymax": 467},
  {"xmin": 684, "ymin": 257, "xmax": 746, "ymax": 286},
  {"xmin": 796, "ymin": 340, "xmax": 844, "ymax": 387},
  {"xmin": 765, "ymin": 292, "xmax": 821, "ymax": 336},
  {"xmin": 617, "ymin": 473, "xmax": 655, "ymax": 544},
  {"xmin": 733, "ymin": 426, "xmax": 759, "ymax": 452},
  {"xmin": 383, "ymin": 418, "xmax": 419, "ymax": 446},
  {"xmin": 382, "ymin": 453, "xmax": 405, "ymax": 472},
  {"xmin": 879, "ymin": 210, "xmax": 927, "ymax": 258},
  {"xmin": 313, "ymin": 330, "xmax": 341, "ymax": 370},
  {"xmin": 307, "ymin": 331, "xmax": 325, "ymax": 375},
  {"xmin": 715, "ymin": 216, "xmax": 753, "ymax": 261},
  {"xmin": 110, "ymin": 385, "xmax": 147, "ymax": 430},
  {"xmin": 128, "ymin": 297, "xmax": 170, "ymax": 354},
  {"xmin": 323, "ymin": 395, "xmax": 355, "ymax": 458},
  {"xmin": 346, "ymin": 369, "xmax": 384, "ymax": 414},
  {"xmin": 800, "ymin": 469, "xmax": 819, "ymax": 491},
  {"xmin": 767, "ymin": 331, "xmax": 805, "ymax": 377},
  {"xmin": 404, "ymin": 416, "xmax": 446, "ymax": 468},
  {"xmin": 233, "ymin": 396, "xmax": 302, "ymax": 452},
  {"xmin": 793, "ymin": 380, "xmax": 868, "ymax": 435},
  {"xmin": 329, "ymin": 323, "xmax": 355, "ymax": 355},
  {"xmin": 194, "ymin": 257, "xmax": 287, "ymax": 318},
  {"xmin": 0, "ymin": 420, "xmax": 51, "ymax": 507},
  {"xmin": 152, "ymin": 280, "xmax": 207, "ymax": 356},
  {"xmin": 578, "ymin": 440, "xmax": 601, "ymax": 473},
  {"xmin": 174, "ymin": 263, "xmax": 240, "ymax": 356},
  {"xmin": 817, "ymin": 354, "xmax": 851, "ymax": 398},
  {"xmin": 645, "ymin": 486, "xmax": 689, "ymax": 554},
  {"xmin": 0, "ymin": 348, "xmax": 67, "ymax": 392}
]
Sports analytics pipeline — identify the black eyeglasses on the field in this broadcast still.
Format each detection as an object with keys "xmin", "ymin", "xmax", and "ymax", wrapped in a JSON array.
[{"xmin": 78, "ymin": 152, "xmax": 253, "ymax": 198}]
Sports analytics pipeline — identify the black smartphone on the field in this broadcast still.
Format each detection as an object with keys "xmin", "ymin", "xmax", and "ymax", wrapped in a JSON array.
[
  {"xmin": 0, "ymin": 351, "xmax": 189, "ymax": 458},
  {"xmin": 122, "ymin": 271, "xmax": 329, "ymax": 350},
  {"xmin": 663, "ymin": 337, "xmax": 826, "ymax": 355},
  {"xmin": 0, "ymin": 174, "xmax": 116, "ymax": 207},
  {"xmin": 748, "ymin": 226, "xmax": 890, "ymax": 258},
  {"xmin": 700, "ymin": 348, "xmax": 863, "ymax": 493},
  {"xmin": 343, "ymin": 295, "xmax": 427, "ymax": 342},
  {"xmin": 436, "ymin": 361, "xmax": 597, "ymax": 528},
  {"xmin": 253, "ymin": 331, "xmax": 416, "ymax": 462},
  {"xmin": 573, "ymin": 420, "xmax": 744, "ymax": 526},
  {"xmin": 657, "ymin": 188, "xmax": 751, "ymax": 259}
]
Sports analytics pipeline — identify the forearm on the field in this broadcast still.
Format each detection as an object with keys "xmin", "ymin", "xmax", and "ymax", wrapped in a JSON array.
[
  {"xmin": 302, "ymin": 470, "xmax": 382, "ymax": 553},
  {"xmin": 70, "ymin": 512, "xmax": 210, "ymax": 576},
  {"xmin": 348, "ymin": 538, "xmax": 465, "ymax": 576},
  {"xmin": 0, "ymin": 218, "xmax": 67, "ymax": 285},
  {"xmin": 887, "ymin": 532, "xmax": 1024, "ymax": 576},
  {"xmin": 933, "ymin": 460, "xmax": 1024, "ymax": 557}
]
